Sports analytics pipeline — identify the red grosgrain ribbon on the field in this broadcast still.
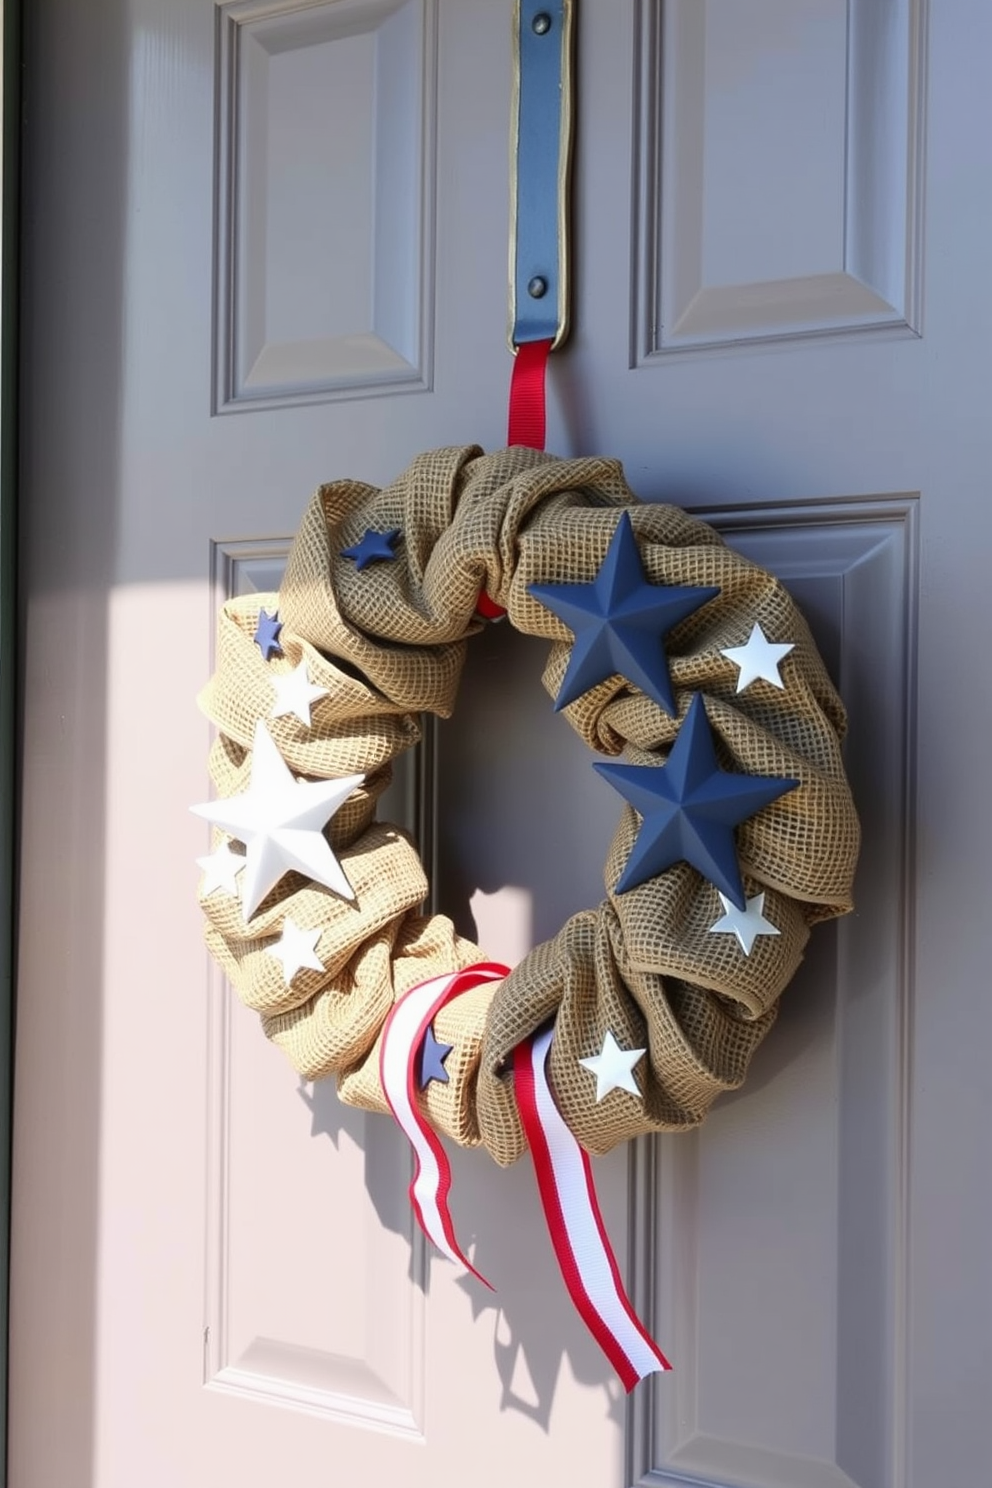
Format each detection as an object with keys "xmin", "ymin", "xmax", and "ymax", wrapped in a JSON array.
[
  {"xmin": 380, "ymin": 963, "xmax": 510, "ymax": 1287},
  {"xmin": 474, "ymin": 590, "xmax": 507, "ymax": 621},
  {"xmin": 507, "ymin": 337, "xmax": 553, "ymax": 450},
  {"xmin": 514, "ymin": 1026, "xmax": 672, "ymax": 1390}
]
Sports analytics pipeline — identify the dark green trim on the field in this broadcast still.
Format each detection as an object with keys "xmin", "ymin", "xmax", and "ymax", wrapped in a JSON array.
[{"xmin": 0, "ymin": 0, "xmax": 20, "ymax": 1481}]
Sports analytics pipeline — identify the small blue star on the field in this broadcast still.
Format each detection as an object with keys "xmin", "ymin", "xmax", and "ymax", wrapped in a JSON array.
[
  {"xmin": 342, "ymin": 528, "xmax": 402, "ymax": 571},
  {"xmin": 594, "ymin": 693, "xmax": 799, "ymax": 909},
  {"xmin": 253, "ymin": 608, "xmax": 283, "ymax": 660},
  {"xmin": 528, "ymin": 510, "xmax": 719, "ymax": 716},
  {"xmin": 418, "ymin": 1024, "xmax": 453, "ymax": 1089}
]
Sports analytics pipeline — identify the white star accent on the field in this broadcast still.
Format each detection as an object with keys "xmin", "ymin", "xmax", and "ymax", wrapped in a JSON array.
[
  {"xmin": 270, "ymin": 660, "xmax": 329, "ymax": 728},
  {"xmin": 190, "ymin": 721, "xmax": 363, "ymax": 920},
  {"xmin": 579, "ymin": 1030, "xmax": 646, "ymax": 1103},
  {"xmin": 720, "ymin": 622, "xmax": 795, "ymax": 692},
  {"xmin": 197, "ymin": 840, "xmax": 245, "ymax": 897},
  {"xmin": 266, "ymin": 918, "xmax": 325, "ymax": 985},
  {"xmin": 708, "ymin": 891, "xmax": 780, "ymax": 955}
]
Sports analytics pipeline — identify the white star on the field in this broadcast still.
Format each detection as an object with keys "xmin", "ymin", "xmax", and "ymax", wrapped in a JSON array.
[
  {"xmin": 720, "ymin": 622, "xmax": 795, "ymax": 692},
  {"xmin": 266, "ymin": 918, "xmax": 325, "ymax": 985},
  {"xmin": 708, "ymin": 891, "xmax": 780, "ymax": 955},
  {"xmin": 196, "ymin": 840, "xmax": 245, "ymax": 897},
  {"xmin": 190, "ymin": 721, "xmax": 363, "ymax": 920},
  {"xmin": 270, "ymin": 660, "xmax": 329, "ymax": 728},
  {"xmin": 579, "ymin": 1030, "xmax": 646, "ymax": 1103}
]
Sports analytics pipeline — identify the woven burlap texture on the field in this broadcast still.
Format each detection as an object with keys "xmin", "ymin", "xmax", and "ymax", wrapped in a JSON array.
[{"xmin": 197, "ymin": 444, "xmax": 859, "ymax": 1166}]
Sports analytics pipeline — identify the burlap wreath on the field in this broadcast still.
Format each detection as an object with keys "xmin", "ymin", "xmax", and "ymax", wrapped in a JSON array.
[{"xmin": 197, "ymin": 445, "xmax": 859, "ymax": 1166}]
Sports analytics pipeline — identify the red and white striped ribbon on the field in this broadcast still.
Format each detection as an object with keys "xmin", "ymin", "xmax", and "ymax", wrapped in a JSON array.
[
  {"xmin": 381, "ymin": 969, "xmax": 671, "ymax": 1388},
  {"xmin": 514, "ymin": 1026, "xmax": 672, "ymax": 1391},
  {"xmin": 379, "ymin": 963, "xmax": 509, "ymax": 1288}
]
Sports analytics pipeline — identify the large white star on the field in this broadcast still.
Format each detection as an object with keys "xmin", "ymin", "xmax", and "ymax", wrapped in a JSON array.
[
  {"xmin": 196, "ymin": 840, "xmax": 245, "ymax": 897},
  {"xmin": 579, "ymin": 1030, "xmax": 646, "ymax": 1103},
  {"xmin": 190, "ymin": 721, "xmax": 363, "ymax": 920},
  {"xmin": 266, "ymin": 918, "xmax": 325, "ymax": 985},
  {"xmin": 720, "ymin": 622, "xmax": 795, "ymax": 692},
  {"xmin": 708, "ymin": 891, "xmax": 780, "ymax": 955},
  {"xmin": 270, "ymin": 660, "xmax": 329, "ymax": 728}
]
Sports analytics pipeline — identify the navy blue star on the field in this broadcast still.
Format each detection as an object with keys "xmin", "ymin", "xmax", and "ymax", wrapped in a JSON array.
[
  {"xmin": 418, "ymin": 1023, "xmax": 453, "ymax": 1089},
  {"xmin": 253, "ymin": 608, "xmax": 283, "ymax": 661},
  {"xmin": 528, "ymin": 511, "xmax": 719, "ymax": 716},
  {"xmin": 594, "ymin": 693, "xmax": 799, "ymax": 909},
  {"xmin": 342, "ymin": 528, "xmax": 402, "ymax": 571}
]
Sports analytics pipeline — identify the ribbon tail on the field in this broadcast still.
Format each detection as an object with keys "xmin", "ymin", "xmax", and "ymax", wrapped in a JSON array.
[
  {"xmin": 515, "ymin": 1026, "xmax": 672, "ymax": 1391},
  {"xmin": 380, "ymin": 964, "xmax": 509, "ymax": 1289}
]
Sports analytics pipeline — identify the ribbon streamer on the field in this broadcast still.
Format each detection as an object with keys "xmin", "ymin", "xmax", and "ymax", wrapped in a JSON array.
[
  {"xmin": 514, "ymin": 1026, "xmax": 672, "ymax": 1391},
  {"xmin": 380, "ymin": 963, "xmax": 510, "ymax": 1286},
  {"xmin": 383, "ymin": 967, "xmax": 670, "ymax": 1388}
]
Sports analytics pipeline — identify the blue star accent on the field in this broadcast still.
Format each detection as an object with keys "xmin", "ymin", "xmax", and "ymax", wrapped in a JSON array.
[
  {"xmin": 342, "ymin": 528, "xmax": 402, "ymax": 571},
  {"xmin": 594, "ymin": 693, "xmax": 799, "ymax": 909},
  {"xmin": 253, "ymin": 608, "xmax": 283, "ymax": 661},
  {"xmin": 528, "ymin": 510, "xmax": 719, "ymax": 716},
  {"xmin": 418, "ymin": 1023, "xmax": 453, "ymax": 1089}
]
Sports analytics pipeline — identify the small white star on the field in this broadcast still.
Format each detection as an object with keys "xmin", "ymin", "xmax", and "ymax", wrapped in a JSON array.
[
  {"xmin": 190, "ymin": 721, "xmax": 363, "ymax": 920},
  {"xmin": 266, "ymin": 918, "xmax": 325, "ymax": 985},
  {"xmin": 720, "ymin": 622, "xmax": 795, "ymax": 692},
  {"xmin": 708, "ymin": 891, "xmax": 780, "ymax": 955},
  {"xmin": 270, "ymin": 660, "xmax": 329, "ymax": 728},
  {"xmin": 197, "ymin": 841, "xmax": 245, "ymax": 897},
  {"xmin": 579, "ymin": 1030, "xmax": 646, "ymax": 1103}
]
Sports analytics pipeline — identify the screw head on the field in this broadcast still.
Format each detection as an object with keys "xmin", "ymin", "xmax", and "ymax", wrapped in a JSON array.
[
  {"xmin": 532, "ymin": 12, "xmax": 552, "ymax": 35},
  {"xmin": 527, "ymin": 275, "xmax": 548, "ymax": 299}
]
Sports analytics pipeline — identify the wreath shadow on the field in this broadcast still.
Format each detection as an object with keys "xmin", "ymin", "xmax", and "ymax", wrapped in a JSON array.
[{"xmin": 299, "ymin": 1075, "xmax": 627, "ymax": 1433}]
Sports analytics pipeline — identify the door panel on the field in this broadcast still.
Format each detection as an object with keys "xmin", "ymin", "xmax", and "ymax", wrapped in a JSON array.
[
  {"xmin": 214, "ymin": 0, "xmax": 435, "ymax": 410},
  {"xmin": 637, "ymin": 0, "xmax": 925, "ymax": 352},
  {"xmin": 11, "ymin": 1, "xmax": 992, "ymax": 1486},
  {"xmin": 636, "ymin": 503, "xmax": 916, "ymax": 1488},
  {"xmin": 204, "ymin": 545, "xmax": 430, "ymax": 1438},
  {"xmin": 436, "ymin": 498, "xmax": 916, "ymax": 1488}
]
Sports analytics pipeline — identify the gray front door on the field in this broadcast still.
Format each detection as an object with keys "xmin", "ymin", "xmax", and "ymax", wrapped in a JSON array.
[{"xmin": 10, "ymin": 2, "xmax": 990, "ymax": 1485}]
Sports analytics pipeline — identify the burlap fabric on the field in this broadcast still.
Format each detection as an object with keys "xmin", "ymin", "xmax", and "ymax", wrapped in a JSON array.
[{"xmin": 198, "ymin": 445, "xmax": 859, "ymax": 1165}]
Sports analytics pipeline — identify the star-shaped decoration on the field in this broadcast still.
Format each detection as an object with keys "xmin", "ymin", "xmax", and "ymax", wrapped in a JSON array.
[
  {"xmin": 190, "ymin": 720, "xmax": 364, "ymax": 920},
  {"xmin": 528, "ymin": 511, "xmax": 719, "ymax": 716},
  {"xmin": 579, "ymin": 1030, "xmax": 646, "ymax": 1102},
  {"xmin": 594, "ymin": 693, "xmax": 798, "ymax": 909},
  {"xmin": 253, "ymin": 608, "xmax": 284, "ymax": 661},
  {"xmin": 418, "ymin": 1024, "xmax": 453, "ymax": 1088},
  {"xmin": 270, "ymin": 659, "xmax": 329, "ymax": 728},
  {"xmin": 341, "ymin": 528, "xmax": 402, "ymax": 571},
  {"xmin": 720, "ymin": 622, "xmax": 795, "ymax": 693},
  {"xmin": 708, "ymin": 890, "xmax": 780, "ymax": 955},
  {"xmin": 196, "ymin": 840, "xmax": 245, "ymax": 897},
  {"xmin": 266, "ymin": 918, "xmax": 325, "ymax": 985}
]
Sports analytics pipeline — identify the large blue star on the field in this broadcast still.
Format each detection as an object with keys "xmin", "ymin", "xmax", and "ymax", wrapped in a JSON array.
[
  {"xmin": 418, "ymin": 1023, "xmax": 453, "ymax": 1089},
  {"xmin": 253, "ymin": 608, "xmax": 283, "ymax": 661},
  {"xmin": 528, "ymin": 511, "xmax": 719, "ymax": 716},
  {"xmin": 342, "ymin": 528, "xmax": 402, "ymax": 571},
  {"xmin": 594, "ymin": 693, "xmax": 798, "ymax": 909}
]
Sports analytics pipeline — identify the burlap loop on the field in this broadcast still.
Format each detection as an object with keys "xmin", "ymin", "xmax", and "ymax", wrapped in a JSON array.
[
  {"xmin": 199, "ymin": 597, "xmax": 421, "ymax": 780},
  {"xmin": 197, "ymin": 445, "xmax": 859, "ymax": 1166}
]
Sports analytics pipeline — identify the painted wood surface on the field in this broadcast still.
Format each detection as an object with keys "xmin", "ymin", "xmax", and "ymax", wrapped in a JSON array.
[{"xmin": 9, "ymin": 2, "xmax": 992, "ymax": 1485}]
